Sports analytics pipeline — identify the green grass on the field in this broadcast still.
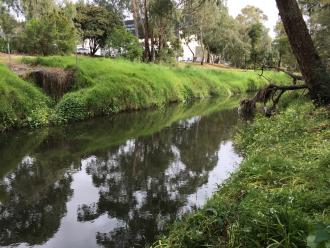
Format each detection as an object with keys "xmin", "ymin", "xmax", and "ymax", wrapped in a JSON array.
[
  {"xmin": 1, "ymin": 56, "xmax": 291, "ymax": 130},
  {"xmin": 22, "ymin": 56, "xmax": 290, "ymax": 122},
  {"xmin": 152, "ymin": 98, "xmax": 330, "ymax": 248},
  {"xmin": 0, "ymin": 63, "xmax": 52, "ymax": 130}
]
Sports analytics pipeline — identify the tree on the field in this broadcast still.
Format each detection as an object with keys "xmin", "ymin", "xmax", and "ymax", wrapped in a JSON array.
[
  {"xmin": 22, "ymin": 6, "xmax": 76, "ymax": 55},
  {"xmin": 298, "ymin": 0, "xmax": 330, "ymax": 70},
  {"xmin": 236, "ymin": 5, "xmax": 268, "ymax": 27},
  {"xmin": 275, "ymin": 0, "xmax": 330, "ymax": 104},
  {"xmin": 107, "ymin": 28, "xmax": 142, "ymax": 60},
  {"xmin": 1, "ymin": 0, "xmax": 56, "ymax": 20},
  {"xmin": 248, "ymin": 22, "xmax": 262, "ymax": 69},
  {"xmin": 0, "ymin": 7, "xmax": 17, "ymax": 54},
  {"xmin": 273, "ymin": 21, "xmax": 298, "ymax": 70},
  {"xmin": 236, "ymin": 5, "xmax": 271, "ymax": 69},
  {"xmin": 74, "ymin": 4, "xmax": 122, "ymax": 56}
]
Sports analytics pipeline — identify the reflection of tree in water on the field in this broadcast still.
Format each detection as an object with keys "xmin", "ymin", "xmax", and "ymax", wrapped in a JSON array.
[
  {"xmin": 0, "ymin": 156, "xmax": 73, "ymax": 246},
  {"xmin": 0, "ymin": 100, "xmax": 239, "ymax": 247},
  {"xmin": 78, "ymin": 109, "xmax": 238, "ymax": 247}
]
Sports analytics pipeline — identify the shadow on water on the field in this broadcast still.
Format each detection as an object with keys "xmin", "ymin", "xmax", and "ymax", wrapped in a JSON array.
[{"xmin": 0, "ymin": 97, "xmax": 243, "ymax": 248}]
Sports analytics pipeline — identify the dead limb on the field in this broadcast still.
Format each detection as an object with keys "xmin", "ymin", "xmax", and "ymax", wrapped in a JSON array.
[{"xmin": 239, "ymin": 84, "xmax": 308, "ymax": 118}]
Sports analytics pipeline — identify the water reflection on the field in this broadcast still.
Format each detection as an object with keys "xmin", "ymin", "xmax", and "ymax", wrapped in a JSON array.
[{"xmin": 0, "ymin": 99, "xmax": 242, "ymax": 247}]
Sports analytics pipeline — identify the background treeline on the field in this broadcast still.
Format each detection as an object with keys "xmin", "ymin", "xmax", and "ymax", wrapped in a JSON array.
[{"xmin": 0, "ymin": 0, "xmax": 329, "ymax": 69}]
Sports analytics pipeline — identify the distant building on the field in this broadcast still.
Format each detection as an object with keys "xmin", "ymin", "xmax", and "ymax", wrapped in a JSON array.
[
  {"xmin": 124, "ymin": 20, "xmax": 136, "ymax": 35},
  {"xmin": 178, "ymin": 36, "xmax": 208, "ymax": 62}
]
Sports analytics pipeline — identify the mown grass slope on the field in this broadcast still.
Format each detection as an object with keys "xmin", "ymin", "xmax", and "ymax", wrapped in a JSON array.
[{"xmin": 153, "ymin": 99, "xmax": 330, "ymax": 248}]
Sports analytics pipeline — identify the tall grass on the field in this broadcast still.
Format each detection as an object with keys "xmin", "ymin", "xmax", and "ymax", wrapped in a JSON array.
[
  {"xmin": 22, "ymin": 56, "xmax": 291, "ymax": 123},
  {"xmin": 0, "ymin": 56, "xmax": 291, "ymax": 130},
  {"xmin": 0, "ymin": 64, "xmax": 52, "ymax": 130},
  {"xmin": 152, "ymin": 99, "xmax": 330, "ymax": 248}
]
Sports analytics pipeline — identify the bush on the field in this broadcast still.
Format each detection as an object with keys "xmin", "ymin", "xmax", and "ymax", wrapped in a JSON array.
[
  {"xmin": 106, "ymin": 28, "xmax": 143, "ymax": 61},
  {"xmin": 21, "ymin": 8, "xmax": 76, "ymax": 55}
]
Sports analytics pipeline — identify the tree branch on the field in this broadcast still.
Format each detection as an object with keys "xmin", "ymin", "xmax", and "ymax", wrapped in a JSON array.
[{"xmin": 239, "ymin": 83, "xmax": 308, "ymax": 118}]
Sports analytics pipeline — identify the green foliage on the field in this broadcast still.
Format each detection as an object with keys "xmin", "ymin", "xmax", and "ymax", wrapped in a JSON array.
[
  {"xmin": 298, "ymin": 0, "xmax": 330, "ymax": 70},
  {"xmin": 0, "ymin": 8, "xmax": 17, "ymax": 39},
  {"xmin": 21, "ymin": 56, "xmax": 291, "ymax": 124},
  {"xmin": 0, "ymin": 64, "xmax": 52, "ymax": 131},
  {"xmin": 273, "ymin": 21, "xmax": 298, "ymax": 69},
  {"xmin": 74, "ymin": 4, "xmax": 122, "ymax": 55},
  {"xmin": 106, "ymin": 28, "xmax": 142, "ymax": 60},
  {"xmin": 22, "ymin": 7, "xmax": 76, "ymax": 55},
  {"xmin": 66, "ymin": 65, "xmax": 96, "ymax": 90},
  {"xmin": 307, "ymin": 223, "xmax": 330, "ymax": 248},
  {"xmin": 153, "ymin": 100, "xmax": 330, "ymax": 247},
  {"xmin": 0, "ymin": 37, "xmax": 6, "ymax": 52},
  {"xmin": 0, "ymin": 56, "xmax": 290, "ymax": 129}
]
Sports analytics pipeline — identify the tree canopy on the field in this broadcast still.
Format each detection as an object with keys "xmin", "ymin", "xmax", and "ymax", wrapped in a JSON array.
[{"xmin": 74, "ymin": 4, "xmax": 122, "ymax": 55}]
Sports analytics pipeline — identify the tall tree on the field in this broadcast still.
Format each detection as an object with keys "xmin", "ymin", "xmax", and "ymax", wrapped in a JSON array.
[
  {"xmin": 0, "ymin": 7, "xmax": 17, "ymax": 54},
  {"xmin": 74, "ymin": 4, "xmax": 122, "ymax": 55},
  {"xmin": 248, "ymin": 22, "xmax": 262, "ymax": 69},
  {"xmin": 235, "ymin": 5, "xmax": 271, "ymax": 69},
  {"xmin": 273, "ymin": 21, "xmax": 298, "ymax": 70},
  {"xmin": 275, "ymin": 0, "xmax": 330, "ymax": 104},
  {"xmin": 22, "ymin": 5, "xmax": 76, "ymax": 55},
  {"xmin": 298, "ymin": 0, "xmax": 330, "ymax": 70}
]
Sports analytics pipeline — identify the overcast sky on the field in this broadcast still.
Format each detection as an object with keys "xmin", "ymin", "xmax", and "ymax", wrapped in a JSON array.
[{"xmin": 226, "ymin": 0, "xmax": 280, "ymax": 37}]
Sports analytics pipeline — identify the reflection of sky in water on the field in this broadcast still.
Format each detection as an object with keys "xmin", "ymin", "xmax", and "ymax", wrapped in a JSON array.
[
  {"xmin": 0, "ymin": 102, "xmax": 242, "ymax": 248},
  {"xmin": 28, "ymin": 141, "xmax": 241, "ymax": 248},
  {"xmin": 183, "ymin": 141, "xmax": 242, "ymax": 212},
  {"xmin": 33, "ymin": 158, "xmax": 125, "ymax": 248}
]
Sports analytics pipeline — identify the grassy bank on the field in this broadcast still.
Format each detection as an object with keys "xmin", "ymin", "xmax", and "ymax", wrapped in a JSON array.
[
  {"xmin": 153, "ymin": 99, "xmax": 330, "ymax": 248},
  {"xmin": 1, "ymin": 56, "xmax": 290, "ymax": 131},
  {"xmin": 0, "ymin": 63, "xmax": 52, "ymax": 130}
]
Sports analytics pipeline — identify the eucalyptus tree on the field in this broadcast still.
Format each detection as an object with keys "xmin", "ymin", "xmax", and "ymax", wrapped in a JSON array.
[
  {"xmin": 273, "ymin": 21, "xmax": 298, "ymax": 70},
  {"xmin": 236, "ymin": 5, "xmax": 271, "ymax": 69},
  {"xmin": 0, "ymin": 7, "xmax": 17, "ymax": 53},
  {"xmin": 179, "ymin": 0, "xmax": 228, "ymax": 64},
  {"xmin": 275, "ymin": 0, "xmax": 330, "ymax": 104},
  {"xmin": 298, "ymin": 0, "xmax": 330, "ymax": 70},
  {"xmin": 0, "ymin": 0, "xmax": 56, "ymax": 19}
]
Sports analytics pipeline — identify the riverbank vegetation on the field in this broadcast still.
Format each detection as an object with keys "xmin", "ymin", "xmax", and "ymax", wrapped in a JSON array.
[
  {"xmin": 0, "ymin": 63, "xmax": 52, "ymax": 131},
  {"xmin": 153, "ymin": 97, "xmax": 330, "ymax": 247},
  {"xmin": 1, "ymin": 0, "xmax": 328, "ymax": 69},
  {"xmin": 0, "ymin": 56, "xmax": 290, "ymax": 131}
]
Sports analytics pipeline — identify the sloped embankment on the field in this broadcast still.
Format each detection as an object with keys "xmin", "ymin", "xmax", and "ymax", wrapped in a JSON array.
[
  {"xmin": 1, "ymin": 56, "xmax": 291, "ymax": 131},
  {"xmin": 0, "ymin": 63, "xmax": 52, "ymax": 130},
  {"xmin": 153, "ymin": 99, "xmax": 330, "ymax": 248}
]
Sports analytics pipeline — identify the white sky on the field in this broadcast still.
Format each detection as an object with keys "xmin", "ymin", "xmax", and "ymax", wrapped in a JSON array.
[{"xmin": 226, "ymin": 0, "xmax": 280, "ymax": 37}]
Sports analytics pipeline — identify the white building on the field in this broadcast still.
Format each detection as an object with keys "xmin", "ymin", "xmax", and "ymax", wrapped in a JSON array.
[{"xmin": 178, "ymin": 36, "xmax": 207, "ymax": 62}]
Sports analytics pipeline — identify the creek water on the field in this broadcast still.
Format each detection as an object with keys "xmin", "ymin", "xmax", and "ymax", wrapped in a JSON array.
[{"xmin": 0, "ymin": 98, "xmax": 243, "ymax": 248}]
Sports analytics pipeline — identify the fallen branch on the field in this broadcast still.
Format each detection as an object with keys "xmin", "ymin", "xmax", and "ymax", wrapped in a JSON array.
[{"xmin": 239, "ymin": 84, "xmax": 308, "ymax": 118}]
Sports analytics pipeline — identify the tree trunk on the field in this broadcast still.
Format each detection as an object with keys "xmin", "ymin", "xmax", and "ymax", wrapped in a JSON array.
[
  {"xmin": 143, "ymin": 0, "xmax": 151, "ymax": 61},
  {"xmin": 150, "ymin": 31, "xmax": 155, "ymax": 62},
  {"xmin": 275, "ymin": 0, "xmax": 330, "ymax": 104},
  {"xmin": 200, "ymin": 29, "xmax": 204, "ymax": 65},
  {"xmin": 131, "ymin": 0, "xmax": 140, "ymax": 38},
  {"xmin": 206, "ymin": 46, "xmax": 210, "ymax": 64},
  {"xmin": 277, "ymin": 53, "xmax": 282, "ymax": 70},
  {"xmin": 187, "ymin": 43, "xmax": 194, "ymax": 61}
]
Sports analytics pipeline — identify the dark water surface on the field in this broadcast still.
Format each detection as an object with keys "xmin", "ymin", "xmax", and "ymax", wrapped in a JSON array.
[{"xmin": 0, "ymin": 98, "xmax": 242, "ymax": 248}]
